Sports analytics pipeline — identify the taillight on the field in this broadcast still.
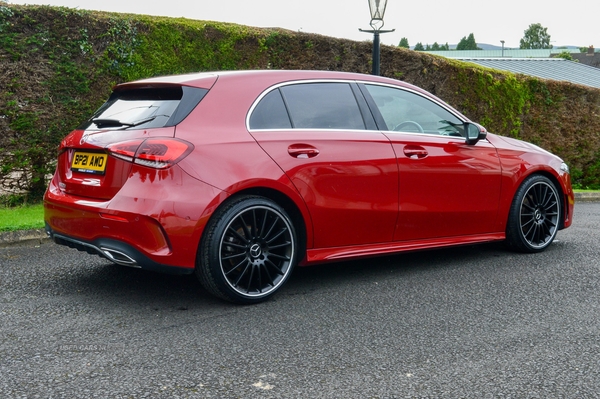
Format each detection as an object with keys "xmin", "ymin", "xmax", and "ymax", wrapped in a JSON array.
[
  {"xmin": 107, "ymin": 138, "xmax": 194, "ymax": 169},
  {"xmin": 58, "ymin": 138, "xmax": 68, "ymax": 156}
]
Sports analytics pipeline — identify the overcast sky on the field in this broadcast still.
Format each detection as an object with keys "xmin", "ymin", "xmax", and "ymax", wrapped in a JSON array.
[{"xmin": 8, "ymin": 0, "xmax": 599, "ymax": 49}]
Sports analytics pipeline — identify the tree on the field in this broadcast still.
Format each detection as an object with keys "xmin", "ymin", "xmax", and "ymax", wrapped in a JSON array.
[
  {"xmin": 398, "ymin": 37, "xmax": 409, "ymax": 49},
  {"xmin": 520, "ymin": 23, "xmax": 552, "ymax": 49},
  {"xmin": 456, "ymin": 33, "xmax": 480, "ymax": 50},
  {"xmin": 414, "ymin": 41, "xmax": 449, "ymax": 51},
  {"xmin": 556, "ymin": 51, "xmax": 575, "ymax": 61}
]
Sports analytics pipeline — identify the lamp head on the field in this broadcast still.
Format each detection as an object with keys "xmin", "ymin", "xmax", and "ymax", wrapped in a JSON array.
[{"xmin": 368, "ymin": 0, "xmax": 388, "ymax": 30}]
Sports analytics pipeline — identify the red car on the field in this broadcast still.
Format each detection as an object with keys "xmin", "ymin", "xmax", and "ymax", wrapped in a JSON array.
[{"xmin": 44, "ymin": 70, "xmax": 574, "ymax": 303}]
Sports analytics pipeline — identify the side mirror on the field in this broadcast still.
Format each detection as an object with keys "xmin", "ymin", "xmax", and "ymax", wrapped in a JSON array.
[{"xmin": 465, "ymin": 122, "xmax": 487, "ymax": 145}]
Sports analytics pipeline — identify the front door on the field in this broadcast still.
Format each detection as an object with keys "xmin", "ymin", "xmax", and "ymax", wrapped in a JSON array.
[{"xmin": 361, "ymin": 83, "xmax": 503, "ymax": 241}]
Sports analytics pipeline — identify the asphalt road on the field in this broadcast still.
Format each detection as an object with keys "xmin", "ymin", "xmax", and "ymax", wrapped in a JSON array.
[{"xmin": 1, "ymin": 202, "xmax": 599, "ymax": 398}]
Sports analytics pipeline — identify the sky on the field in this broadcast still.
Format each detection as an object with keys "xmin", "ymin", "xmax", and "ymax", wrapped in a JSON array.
[{"xmin": 7, "ymin": 0, "xmax": 599, "ymax": 49}]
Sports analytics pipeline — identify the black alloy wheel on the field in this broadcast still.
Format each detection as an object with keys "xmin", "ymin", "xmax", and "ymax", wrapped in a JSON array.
[
  {"xmin": 506, "ymin": 175, "xmax": 561, "ymax": 253},
  {"xmin": 197, "ymin": 196, "xmax": 297, "ymax": 304}
]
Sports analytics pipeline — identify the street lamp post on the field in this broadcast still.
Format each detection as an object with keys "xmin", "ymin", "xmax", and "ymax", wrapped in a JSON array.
[
  {"xmin": 359, "ymin": 0, "xmax": 395, "ymax": 75},
  {"xmin": 501, "ymin": 40, "xmax": 505, "ymax": 57}
]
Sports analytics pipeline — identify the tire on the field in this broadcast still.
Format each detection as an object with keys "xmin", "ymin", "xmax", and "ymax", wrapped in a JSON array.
[
  {"xmin": 505, "ymin": 175, "xmax": 561, "ymax": 253},
  {"xmin": 196, "ymin": 195, "xmax": 297, "ymax": 304}
]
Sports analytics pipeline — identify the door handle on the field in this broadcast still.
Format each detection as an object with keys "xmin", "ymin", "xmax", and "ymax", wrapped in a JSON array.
[
  {"xmin": 403, "ymin": 145, "xmax": 428, "ymax": 159},
  {"xmin": 288, "ymin": 144, "xmax": 320, "ymax": 159}
]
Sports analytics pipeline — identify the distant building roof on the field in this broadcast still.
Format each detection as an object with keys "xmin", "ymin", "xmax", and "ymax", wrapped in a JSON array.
[
  {"xmin": 566, "ymin": 52, "xmax": 600, "ymax": 68},
  {"xmin": 456, "ymin": 58, "xmax": 600, "ymax": 89},
  {"xmin": 424, "ymin": 49, "xmax": 561, "ymax": 58}
]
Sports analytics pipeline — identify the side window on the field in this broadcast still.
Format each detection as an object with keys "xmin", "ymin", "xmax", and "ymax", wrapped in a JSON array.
[
  {"xmin": 364, "ymin": 84, "xmax": 464, "ymax": 136},
  {"xmin": 280, "ymin": 83, "xmax": 366, "ymax": 130},
  {"xmin": 249, "ymin": 89, "xmax": 292, "ymax": 130}
]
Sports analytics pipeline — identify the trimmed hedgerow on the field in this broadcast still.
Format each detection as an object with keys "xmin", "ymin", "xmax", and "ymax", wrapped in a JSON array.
[{"xmin": 1, "ymin": 3, "xmax": 599, "ymax": 204}]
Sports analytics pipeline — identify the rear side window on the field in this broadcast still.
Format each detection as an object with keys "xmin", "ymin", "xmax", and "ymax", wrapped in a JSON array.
[
  {"xmin": 249, "ymin": 82, "xmax": 366, "ymax": 130},
  {"xmin": 249, "ymin": 89, "xmax": 292, "ymax": 129},
  {"xmin": 80, "ymin": 86, "xmax": 208, "ymax": 131}
]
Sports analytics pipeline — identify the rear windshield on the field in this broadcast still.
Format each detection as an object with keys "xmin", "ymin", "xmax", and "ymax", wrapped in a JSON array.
[{"xmin": 79, "ymin": 86, "xmax": 208, "ymax": 131}]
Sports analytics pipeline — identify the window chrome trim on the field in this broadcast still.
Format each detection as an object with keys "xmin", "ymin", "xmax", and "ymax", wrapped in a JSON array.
[
  {"xmin": 359, "ymin": 81, "xmax": 469, "ymax": 124},
  {"xmin": 382, "ymin": 130, "xmax": 467, "ymax": 140},
  {"xmin": 246, "ymin": 127, "xmax": 381, "ymax": 134},
  {"xmin": 247, "ymin": 79, "xmax": 364, "ymax": 132},
  {"xmin": 246, "ymin": 79, "xmax": 470, "ymax": 134}
]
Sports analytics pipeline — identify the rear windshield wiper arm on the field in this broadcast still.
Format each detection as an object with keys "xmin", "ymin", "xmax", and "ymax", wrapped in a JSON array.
[
  {"xmin": 92, "ymin": 118, "xmax": 136, "ymax": 128},
  {"xmin": 92, "ymin": 115, "xmax": 162, "ymax": 128}
]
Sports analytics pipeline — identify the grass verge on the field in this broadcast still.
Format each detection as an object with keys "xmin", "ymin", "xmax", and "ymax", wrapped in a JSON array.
[
  {"xmin": 0, "ymin": 190, "xmax": 598, "ymax": 233},
  {"xmin": 0, "ymin": 203, "xmax": 44, "ymax": 232}
]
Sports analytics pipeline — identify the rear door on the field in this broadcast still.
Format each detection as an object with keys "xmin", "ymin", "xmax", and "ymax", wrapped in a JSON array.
[
  {"xmin": 360, "ymin": 83, "xmax": 503, "ymax": 241},
  {"xmin": 248, "ymin": 81, "xmax": 399, "ymax": 248}
]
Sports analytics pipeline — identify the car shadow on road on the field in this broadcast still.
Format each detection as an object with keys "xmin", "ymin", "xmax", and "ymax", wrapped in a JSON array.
[
  {"xmin": 57, "ymin": 257, "xmax": 224, "ymax": 309},
  {"xmin": 284, "ymin": 241, "xmax": 509, "ymax": 292},
  {"xmin": 58, "ymin": 241, "xmax": 509, "ymax": 308}
]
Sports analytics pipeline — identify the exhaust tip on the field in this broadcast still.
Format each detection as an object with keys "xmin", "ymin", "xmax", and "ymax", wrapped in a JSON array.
[
  {"xmin": 45, "ymin": 222, "xmax": 53, "ymax": 238},
  {"xmin": 100, "ymin": 247, "xmax": 140, "ymax": 268}
]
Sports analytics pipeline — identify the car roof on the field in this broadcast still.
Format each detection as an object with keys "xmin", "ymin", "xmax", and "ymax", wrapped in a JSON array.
[
  {"xmin": 117, "ymin": 69, "xmax": 421, "ymax": 92},
  {"xmin": 113, "ymin": 70, "xmax": 465, "ymax": 120}
]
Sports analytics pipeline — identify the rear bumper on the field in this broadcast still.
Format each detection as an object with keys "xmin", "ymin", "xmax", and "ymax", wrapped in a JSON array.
[
  {"xmin": 44, "ymin": 195, "xmax": 173, "ymax": 256},
  {"xmin": 45, "ymin": 224, "xmax": 194, "ymax": 275},
  {"xmin": 44, "ymin": 163, "xmax": 227, "ymax": 272}
]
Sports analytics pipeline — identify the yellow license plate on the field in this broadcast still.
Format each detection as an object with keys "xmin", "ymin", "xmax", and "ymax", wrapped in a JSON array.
[{"xmin": 71, "ymin": 152, "xmax": 108, "ymax": 174}]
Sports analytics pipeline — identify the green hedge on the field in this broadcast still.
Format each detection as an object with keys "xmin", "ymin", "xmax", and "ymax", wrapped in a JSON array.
[{"xmin": 1, "ymin": 3, "xmax": 599, "ymax": 205}]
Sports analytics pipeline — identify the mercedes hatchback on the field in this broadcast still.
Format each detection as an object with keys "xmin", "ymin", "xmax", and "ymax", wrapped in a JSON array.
[{"xmin": 44, "ymin": 70, "xmax": 574, "ymax": 303}]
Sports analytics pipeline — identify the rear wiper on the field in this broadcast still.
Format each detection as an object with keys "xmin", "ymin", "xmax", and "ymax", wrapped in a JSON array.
[
  {"xmin": 92, "ymin": 115, "xmax": 162, "ymax": 128},
  {"xmin": 92, "ymin": 118, "xmax": 135, "ymax": 128}
]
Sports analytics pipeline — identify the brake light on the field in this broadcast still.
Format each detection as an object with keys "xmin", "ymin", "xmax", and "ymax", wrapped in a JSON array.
[
  {"xmin": 107, "ymin": 138, "xmax": 194, "ymax": 169},
  {"xmin": 58, "ymin": 138, "xmax": 69, "ymax": 156}
]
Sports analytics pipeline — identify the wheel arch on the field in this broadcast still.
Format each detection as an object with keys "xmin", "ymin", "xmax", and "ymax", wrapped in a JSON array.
[
  {"xmin": 238, "ymin": 187, "xmax": 308, "ymax": 260},
  {"xmin": 206, "ymin": 186, "xmax": 310, "ymax": 265},
  {"xmin": 504, "ymin": 167, "xmax": 568, "ymax": 232},
  {"xmin": 527, "ymin": 170, "xmax": 568, "ymax": 230}
]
